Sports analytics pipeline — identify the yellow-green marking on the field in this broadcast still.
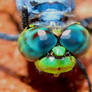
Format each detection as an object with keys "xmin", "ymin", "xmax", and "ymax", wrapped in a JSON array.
[
  {"xmin": 35, "ymin": 56, "xmax": 76, "ymax": 76},
  {"xmin": 52, "ymin": 46, "xmax": 66, "ymax": 56}
]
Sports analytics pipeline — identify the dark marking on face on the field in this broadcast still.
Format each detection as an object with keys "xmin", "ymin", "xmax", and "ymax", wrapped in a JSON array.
[
  {"xmin": 33, "ymin": 32, "xmax": 38, "ymax": 39},
  {"xmin": 82, "ymin": 29, "xmax": 87, "ymax": 38},
  {"xmin": 30, "ymin": 26, "xmax": 38, "ymax": 31},
  {"xmin": 24, "ymin": 38, "xmax": 27, "ymax": 41},
  {"xmin": 32, "ymin": 29, "xmax": 51, "ymax": 40},
  {"xmin": 70, "ymin": 57, "xmax": 72, "ymax": 61},
  {"xmin": 46, "ymin": 30, "xmax": 51, "ymax": 34},
  {"xmin": 58, "ymin": 67, "xmax": 61, "ymax": 70}
]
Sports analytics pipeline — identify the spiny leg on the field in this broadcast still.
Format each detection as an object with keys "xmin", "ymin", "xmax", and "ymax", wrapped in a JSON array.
[
  {"xmin": 76, "ymin": 59, "xmax": 92, "ymax": 92},
  {"xmin": 22, "ymin": 6, "xmax": 29, "ymax": 29},
  {"xmin": 0, "ymin": 6, "xmax": 29, "ymax": 41},
  {"xmin": 80, "ymin": 17, "xmax": 92, "ymax": 27},
  {"xmin": 0, "ymin": 33, "xmax": 19, "ymax": 41}
]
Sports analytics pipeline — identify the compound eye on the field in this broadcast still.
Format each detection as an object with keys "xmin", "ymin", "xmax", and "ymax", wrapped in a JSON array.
[
  {"xmin": 18, "ymin": 25, "xmax": 57, "ymax": 61},
  {"xmin": 60, "ymin": 24, "xmax": 90, "ymax": 54}
]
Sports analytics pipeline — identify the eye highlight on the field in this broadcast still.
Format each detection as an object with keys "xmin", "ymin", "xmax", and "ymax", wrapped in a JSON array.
[
  {"xmin": 60, "ymin": 24, "xmax": 90, "ymax": 54},
  {"xmin": 18, "ymin": 25, "xmax": 57, "ymax": 61}
]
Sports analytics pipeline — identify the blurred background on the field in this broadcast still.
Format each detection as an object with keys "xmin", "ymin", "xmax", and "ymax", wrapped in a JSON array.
[{"xmin": 0, "ymin": 0, "xmax": 92, "ymax": 92}]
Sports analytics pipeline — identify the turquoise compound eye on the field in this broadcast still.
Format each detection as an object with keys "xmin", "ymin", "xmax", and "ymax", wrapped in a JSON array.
[
  {"xmin": 60, "ymin": 24, "xmax": 90, "ymax": 54},
  {"xmin": 18, "ymin": 25, "xmax": 57, "ymax": 61}
]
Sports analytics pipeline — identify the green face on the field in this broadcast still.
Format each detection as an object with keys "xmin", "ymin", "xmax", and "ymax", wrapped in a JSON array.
[
  {"xmin": 35, "ymin": 45, "xmax": 76, "ymax": 76},
  {"xmin": 18, "ymin": 24, "xmax": 81, "ymax": 76}
]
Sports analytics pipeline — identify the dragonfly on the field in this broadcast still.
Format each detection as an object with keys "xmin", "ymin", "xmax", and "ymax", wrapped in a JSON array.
[{"xmin": 0, "ymin": 0, "xmax": 92, "ymax": 92}]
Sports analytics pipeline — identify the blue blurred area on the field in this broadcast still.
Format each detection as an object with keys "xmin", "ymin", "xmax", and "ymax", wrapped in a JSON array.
[
  {"xmin": 80, "ymin": 17, "xmax": 92, "ymax": 27},
  {"xmin": 16, "ymin": 0, "xmax": 75, "ymax": 22}
]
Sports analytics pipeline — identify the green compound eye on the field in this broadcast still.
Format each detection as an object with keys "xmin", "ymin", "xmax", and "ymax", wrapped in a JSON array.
[
  {"xmin": 35, "ymin": 56, "xmax": 76, "ymax": 76},
  {"xmin": 52, "ymin": 46, "xmax": 66, "ymax": 56},
  {"xmin": 18, "ymin": 25, "xmax": 57, "ymax": 61},
  {"xmin": 60, "ymin": 24, "xmax": 90, "ymax": 54}
]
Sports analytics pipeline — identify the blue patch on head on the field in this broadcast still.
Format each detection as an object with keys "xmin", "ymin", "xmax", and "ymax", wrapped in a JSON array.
[
  {"xmin": 16, "ymin": 0, "xmax": 75, "ymax": 23},
  {"xmin": 16, "ymin": 0, "xmax": 75, "ymax": 15}
]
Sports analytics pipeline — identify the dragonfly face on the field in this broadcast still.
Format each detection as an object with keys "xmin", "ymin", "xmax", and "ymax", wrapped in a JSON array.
[
  {"xmin": 0, "ymin": 0, "xmax": 90, "ymax": 91},
  {"xmin": 18, "ymin": 23, "xmax": 90, "ymax": 76}
]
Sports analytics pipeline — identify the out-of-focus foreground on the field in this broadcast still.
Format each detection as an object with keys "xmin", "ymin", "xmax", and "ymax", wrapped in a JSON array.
[{"xmin": 0, "ymin": 0, "xmax": 92, "ymax": 92}]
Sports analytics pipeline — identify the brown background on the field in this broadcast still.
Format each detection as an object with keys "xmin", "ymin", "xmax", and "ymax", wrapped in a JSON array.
[{"xmin": 0, "ymin": 0, "xmax": 92, "ymax": 92}]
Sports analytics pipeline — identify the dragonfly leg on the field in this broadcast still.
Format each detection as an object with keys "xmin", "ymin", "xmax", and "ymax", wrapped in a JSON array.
[
  {"xmin": 80, "ymin": 17, "xmax": 92, "ymax": 27},
  {"xmin": 22, "ymin": 6, "xmax": 29, "ymax": 29},
  {"xmin": 0, "ymin": 33, "xmax": 19, "ymax": 41},
  {"xmin": 76, "ymin": 59, "xmax": 92, "ymax": 92}
]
